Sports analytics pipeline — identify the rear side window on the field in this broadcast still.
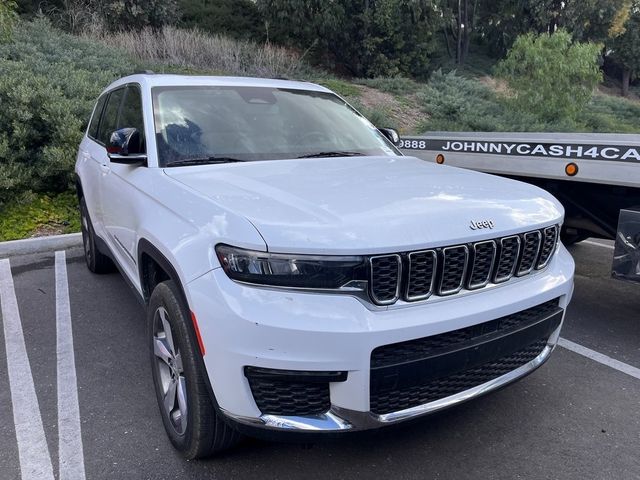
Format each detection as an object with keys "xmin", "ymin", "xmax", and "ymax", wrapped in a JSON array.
[
  {"xmin": 88, "ymin": 94, "xmax": 107, "ymax": 140},
  {"xmin": 98, "ymin": 88, "xmax": 125, "ymax": 145}
]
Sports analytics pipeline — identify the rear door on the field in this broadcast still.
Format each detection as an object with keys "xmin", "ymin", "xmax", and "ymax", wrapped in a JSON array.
[{"xmin": 80, "ymin": 93, "xmax": 109, "ymax": 234}]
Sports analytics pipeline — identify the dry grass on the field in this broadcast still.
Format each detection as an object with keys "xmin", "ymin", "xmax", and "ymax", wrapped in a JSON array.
[
  {"xmin": 84, "ymin": 25, "xmax": 305, "ymax": 78},
  {"xmin": 357, "ymin": 86, "xmax": 424, "ymax": 134}
]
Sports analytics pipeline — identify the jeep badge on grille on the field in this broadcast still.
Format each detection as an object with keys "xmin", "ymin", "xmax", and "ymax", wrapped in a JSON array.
[{"xmin": 470, "ymin": 220, "xmax": 495, "ymax": 230}]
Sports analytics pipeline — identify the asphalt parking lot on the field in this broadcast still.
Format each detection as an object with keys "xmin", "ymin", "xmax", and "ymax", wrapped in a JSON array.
[{"xmin": 0, "ymin": 239, "xmax": 639, "ymax": 480}]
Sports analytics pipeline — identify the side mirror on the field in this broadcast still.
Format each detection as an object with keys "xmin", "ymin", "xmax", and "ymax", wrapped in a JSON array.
[
  {"xmin": 378, "ymin": 127, "xmax": 400, "ymax": 145},
  {"xmin": 107, "ymin": 128, "xmax": 147, "ymax": 164}
]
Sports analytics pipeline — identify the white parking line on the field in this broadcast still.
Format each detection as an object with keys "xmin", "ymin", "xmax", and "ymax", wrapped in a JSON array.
[
  {"xmin": 582, "ymin": 240, "xmax": 615, "ymax": 250},
  {"xmin": 558, "ymin": 338, "xmax": 640, "ymax": 381},
  {"xmin": 0, "ymin": 259, "xmax": 55, "ymax": 480},
  {"xmin": 55, "ymin": 251, "xmax": 86, "ymax": 480}
]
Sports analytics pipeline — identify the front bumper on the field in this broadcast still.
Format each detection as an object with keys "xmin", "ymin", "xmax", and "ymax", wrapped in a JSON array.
[{"xmin": 187, "ymin": 245, "xmax": 574, "ymax": 432}]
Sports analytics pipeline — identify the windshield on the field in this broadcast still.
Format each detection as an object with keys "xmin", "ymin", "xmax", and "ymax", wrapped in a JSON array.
[{"xmin": 151, "ymin": 86, "xmax": 399, "ymax": 165}]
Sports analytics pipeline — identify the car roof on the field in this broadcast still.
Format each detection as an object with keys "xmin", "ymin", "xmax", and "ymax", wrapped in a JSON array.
[{"xmin": 102, "ymin": 74, "xmax": 332, "ymax": 95}]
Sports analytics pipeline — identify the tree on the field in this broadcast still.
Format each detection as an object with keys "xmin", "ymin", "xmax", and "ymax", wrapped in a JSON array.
[
  {"xmin": 440, "ymin": 0, "xmax": 479, "ymax": 64},
  {"xmin": 475, "ymin": 0, "xmax": 626, "ymax": 57},
  {"xmin": 496, "ymin": 30, "xmax": 602, "ymax": 121},
  {"xmin": 257, "ymin": 0, "xmax": 439, "ymax": 78},
  {"xmin": 609, "ymin": 2, "xmax": 640, "ymax": 96},
  {"xmin": 179, "ymin": 0, "xmax": 263, "ymax": 40},
  {"xmin": 99, "ymin": 0, "xmax": 178, "ymax": 31},
  {"xmin": 14, "ymin": 0, "xmax": 178, "ymax": 31}
]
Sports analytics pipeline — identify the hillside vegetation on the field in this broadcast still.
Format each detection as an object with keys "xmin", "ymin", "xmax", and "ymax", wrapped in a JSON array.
[{"xmin": 1, "ymin": 18, "xmax": 640, "ymax": 240}]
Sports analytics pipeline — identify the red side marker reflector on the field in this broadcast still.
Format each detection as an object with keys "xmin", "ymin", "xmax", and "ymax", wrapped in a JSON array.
[{"xmin": 190, "ymin": 311, "xmax": 206, "ymax": 356}]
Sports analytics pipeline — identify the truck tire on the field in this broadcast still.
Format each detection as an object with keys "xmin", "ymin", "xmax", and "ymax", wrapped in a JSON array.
[{"xmin": 148, "ymin": 280, "xmax": 242, "ymax": 459}]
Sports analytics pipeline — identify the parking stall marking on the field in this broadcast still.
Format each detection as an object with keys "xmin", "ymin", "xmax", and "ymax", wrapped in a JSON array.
[
  {"xmin": 56, "ymin": 251, "xmax": 87, "ymax": 480},
  {"xmin": 0, "ymin": 258, "xmax": 55, "ymax": 480},
  {"xmin": 558, "ymin": 337, "xmax": 640, "ymax": 381}
]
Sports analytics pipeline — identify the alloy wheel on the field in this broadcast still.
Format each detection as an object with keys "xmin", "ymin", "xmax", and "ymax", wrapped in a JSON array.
[{"xmin": 153, "ymin": 306, "xmax": 188, "ymax": 436}]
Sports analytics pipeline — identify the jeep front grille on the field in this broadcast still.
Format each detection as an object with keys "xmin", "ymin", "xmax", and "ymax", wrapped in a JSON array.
[{"xmin": 368, "ymin": 225, "xmax": 557, "ymax": 306}]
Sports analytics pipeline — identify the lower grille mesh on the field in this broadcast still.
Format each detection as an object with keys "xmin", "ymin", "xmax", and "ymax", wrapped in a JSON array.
[
  {"xmin": 370, "ymin": 339, "xmax": 547, "ymax": 414},
  {"xmin": 246, "ymin": 376, "xmax": 330, "ymax": 416},
  {"xmin": 371, "ymin": 299, "xmax": 559, "ymax": 369}
]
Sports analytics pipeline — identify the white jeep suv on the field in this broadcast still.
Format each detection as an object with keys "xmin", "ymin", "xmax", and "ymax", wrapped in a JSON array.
[{"xmin": 75, "ymin": 74, "xmax": 574, "ymax": 458}]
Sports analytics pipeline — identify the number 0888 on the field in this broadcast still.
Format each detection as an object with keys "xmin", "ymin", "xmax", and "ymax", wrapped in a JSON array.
[{"xmin": 398, "ymin": 139, "xmax": 426, "ymax": 149}]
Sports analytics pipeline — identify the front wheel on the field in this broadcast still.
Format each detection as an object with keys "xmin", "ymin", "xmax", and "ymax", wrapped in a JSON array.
[{"xmin": 148, "ymin": 280, "xmax": 241, "ymax": 459}]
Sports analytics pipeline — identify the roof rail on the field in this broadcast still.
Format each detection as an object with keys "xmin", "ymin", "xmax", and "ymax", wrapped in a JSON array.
[{"xmin": 135, "ymin": 70, "xmax": 155, "ymax": 75}]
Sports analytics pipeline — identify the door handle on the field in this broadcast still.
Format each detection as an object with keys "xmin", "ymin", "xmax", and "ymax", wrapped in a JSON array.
[{"xmin": 100, "ymin": 163, "xmax": 110, "ymax": 174}]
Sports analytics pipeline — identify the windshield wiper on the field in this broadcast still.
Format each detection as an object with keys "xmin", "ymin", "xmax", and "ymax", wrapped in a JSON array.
[
  {"xmin": 166, "ymin": 157, "xmax": 245, "ymax": 167},
  {"xmin": 297, "ymin": 151, "xmax": 365, "ymax": 159}
]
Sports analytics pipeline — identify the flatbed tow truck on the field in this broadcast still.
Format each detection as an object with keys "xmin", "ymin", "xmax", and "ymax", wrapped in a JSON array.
[{"xmin": 401, "ymin": 132, "xmax": 640, "ymax": 284}]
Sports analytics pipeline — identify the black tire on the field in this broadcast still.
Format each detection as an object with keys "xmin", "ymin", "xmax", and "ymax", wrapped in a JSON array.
[
  {"xmin": 79, "ymin": 196, "xmax": 114, "ymax": 273},
  {"xmin": 147, "ymin": 280, "xmax": 242, "ymax": 459}
]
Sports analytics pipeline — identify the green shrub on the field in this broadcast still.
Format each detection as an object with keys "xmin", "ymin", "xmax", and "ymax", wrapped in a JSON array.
[
  {"xmin": 355, "ymin": 76, "xmax": 419, "ymax": 96},
  {"xmin": 416, "ymin": 70, "xmax": 579, "ymax": 132},
  {"xmin": 316, "ymin": 78, "xmax": 362, "ymax": 98},
  {"xmin": 496, "ymin": 30, "xmax": 602, "ymax": 121},
  {"xmin": 0, "ymin": 0, "xmax": 17, "ymax": 42},
  {"xmin": 582, "ymin": 94, "xmax": 640, "ymax": 133},
  {"xmin": 417, "ymin": 70, "xmax": 513, "ymax": 132},
  {"xmin": 0, "ymin": 18, "xmax": 138, "ymax": 204},
  {"xmin": 416, "ymin": 69, "xmax": 640, "ymax": 134},
  {"xmin": 347, "ymin": 99, "xmax": 397, "ymax": 130}
]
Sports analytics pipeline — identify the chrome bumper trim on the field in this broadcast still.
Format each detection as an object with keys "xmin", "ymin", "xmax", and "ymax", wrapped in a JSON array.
[{"xmin": 221, "ymin": 325, "xmax": 560, "ymax": 433}]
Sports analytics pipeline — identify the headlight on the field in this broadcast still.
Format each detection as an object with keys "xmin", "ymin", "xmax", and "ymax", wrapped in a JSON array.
[{"xmin": 216, "ymin": 244, "xmax": 368, "ymax": 290}]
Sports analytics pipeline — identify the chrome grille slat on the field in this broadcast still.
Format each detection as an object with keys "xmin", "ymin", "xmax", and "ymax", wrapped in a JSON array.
[
  {"xmin": 468, "ymin": 240, "xmax": 497, "ymax": 289},
  {"xmin": 369, "ymin": 255, "xmax": 402, "ymax": 305},
  {"xmin": 439, "ymin": 246, "xmax": 469, "ymax": 295},
  {"xmin": 405, "ymin": 250, "xmax": 437, "ymax": 301},
  {"xmin": 536, "ymin": 225, "xmax": 558, "ymax": 269},
  {"xmin": 367, "ymin": 225, "xmax": 558, "ymax": 306},
  {"xmin": 494, "ymin": 236, "xmax": 521, "ymax": 284},
  {"xmin": 517, "ymin": 231, "xmax": 542, "ymax": 276}
]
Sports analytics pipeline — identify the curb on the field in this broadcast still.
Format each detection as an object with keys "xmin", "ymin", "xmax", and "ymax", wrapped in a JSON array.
[{"xmin": 0, "ymin": 233, "xmax": 83, "ymax": 257}]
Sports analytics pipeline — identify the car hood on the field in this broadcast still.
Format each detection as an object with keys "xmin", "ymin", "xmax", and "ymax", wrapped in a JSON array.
[{"xmin": 164, "ymin": 156, "xmax": 563, "ymax": 255}]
